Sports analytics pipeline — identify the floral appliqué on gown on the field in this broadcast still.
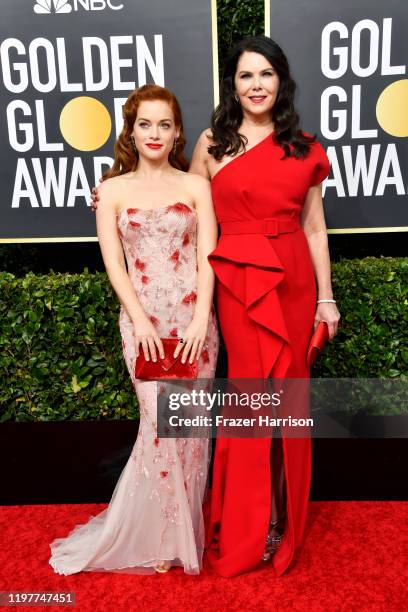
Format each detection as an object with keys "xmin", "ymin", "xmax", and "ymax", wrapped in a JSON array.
[{"xmin": 49, "ymin": 202, "xmax": 219, "ymax": 575}]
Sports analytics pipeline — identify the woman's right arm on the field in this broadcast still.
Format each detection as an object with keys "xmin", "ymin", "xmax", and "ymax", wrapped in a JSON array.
[
  {"xmin": 189, "ymin": 130, "xmax": 212, "ymax": 179},
  {"xmin": 96, "ymin": 180, "xmax": 164, "ymax": 360}
]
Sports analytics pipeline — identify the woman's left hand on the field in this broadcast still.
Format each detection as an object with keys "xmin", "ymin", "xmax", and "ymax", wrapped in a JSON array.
[
  {"xmin": 314, "ymin": 302, "xmax": 341, "ymax": 340},
  {"xmin": 173, "ymin": 315, "xmax": 209, "ymax": 363}
]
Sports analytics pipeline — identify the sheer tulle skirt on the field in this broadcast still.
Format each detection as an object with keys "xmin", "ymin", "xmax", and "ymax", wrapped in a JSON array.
[{"xmin": 49, "ymin": 381, "xmax": 211, "ymax": 575}]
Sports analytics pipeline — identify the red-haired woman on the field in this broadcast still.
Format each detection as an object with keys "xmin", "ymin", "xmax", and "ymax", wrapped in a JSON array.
[{"xmin": 49, "ymin": 85, "xmax": 219, "ymax": 576}]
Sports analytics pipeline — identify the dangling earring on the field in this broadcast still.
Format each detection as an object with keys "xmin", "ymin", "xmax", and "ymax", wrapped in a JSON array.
[
  {"xmin": 130, "ymin": 135, "xmax": 137, "ymax": 155},
  {"xmin": 173, "ymin": 138, "xmax": 178, "ymax": 155},
  {"xmin": 234, "ymin": 93, "xmax": 239, "ymax": 103}
]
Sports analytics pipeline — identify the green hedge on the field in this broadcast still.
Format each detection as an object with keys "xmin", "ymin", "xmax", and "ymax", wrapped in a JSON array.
[
  {"xmin": 0, "ymin": 257, "xmax": 407, "ymax": 422},
  {"xmin": 0, "ymin": 270, "xmax": 136, "ymax": 422},
  {"xmin": 312, "ymin": 257, "xmax": 408, "ymax": 378}
]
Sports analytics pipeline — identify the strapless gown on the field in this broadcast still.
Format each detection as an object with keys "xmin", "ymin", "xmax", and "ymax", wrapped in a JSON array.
[
  {"xmin": 49, "ymin": 202, "xmax": 219, "ymax": 575},
  {"xmin": 206, "ymin": 134, "xmax": 330, "ymax": 577}
]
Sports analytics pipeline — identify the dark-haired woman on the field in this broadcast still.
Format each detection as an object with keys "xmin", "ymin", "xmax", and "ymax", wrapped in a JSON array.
[
  {"xmin": 49, "ymin": 85, "xmax": 219, "ymax": 576},
  {"xmin": 190, "ymin": 36, "xmax": 340, "ymax": 577}
]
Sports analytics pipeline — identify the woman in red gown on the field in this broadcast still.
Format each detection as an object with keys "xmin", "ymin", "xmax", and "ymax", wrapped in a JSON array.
[{"xmin": 190, "ymin": 36, "xmax": 340, "ymax": 577}]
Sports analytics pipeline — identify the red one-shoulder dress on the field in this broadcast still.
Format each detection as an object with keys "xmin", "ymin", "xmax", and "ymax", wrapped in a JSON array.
[{"xmin": 206, "ymin": 133, "xmax": 331, "ymax": 577}]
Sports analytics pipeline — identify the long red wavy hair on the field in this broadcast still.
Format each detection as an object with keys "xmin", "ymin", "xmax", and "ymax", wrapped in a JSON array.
[{"xmin": 102, "ymin": 84, "xmax": 189, "ymax": 180}]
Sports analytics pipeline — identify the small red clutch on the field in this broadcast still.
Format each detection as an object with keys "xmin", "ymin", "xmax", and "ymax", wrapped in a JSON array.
[
  {"xmin": 135, "ymin": 338, "xmax": 198, "ymax": 380},
  {"xmin": 307, "ymin": 322, "xmax": 329, "ymax": 367}
]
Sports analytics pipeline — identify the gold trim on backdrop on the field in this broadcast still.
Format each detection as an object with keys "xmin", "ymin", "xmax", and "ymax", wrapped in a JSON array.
[
  {"xmin": 211, "ymin": 0, "xmax": 219, "ymax": 107},
  {"xmin": 2, "ymin": 226, "xmax": 408, "ymax": 243},
  {"xmin": 0, "ymin": 237, "xmax": 98, "ymax": 244},
  {"xmin": 327, "ymin": 227, "xmax": 408, "ymax": 235},
  {"xmin": 265, "ymin": 0, "xmax": 271, "ymax": 37}
]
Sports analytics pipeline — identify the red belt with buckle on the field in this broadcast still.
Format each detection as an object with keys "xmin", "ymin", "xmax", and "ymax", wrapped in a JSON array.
[{"xmin": 220, "ymin": 218, "xmax": 300, "ymax": 237}]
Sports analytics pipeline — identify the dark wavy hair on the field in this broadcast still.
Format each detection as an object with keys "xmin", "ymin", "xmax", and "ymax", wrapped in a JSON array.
[
  {"xmin": 208, "ymin": 36, "xmax": 315, "ymax": 160},
  {"xmin": 102, "ymin": 84, "xmax": 189, "ymax": 180}
]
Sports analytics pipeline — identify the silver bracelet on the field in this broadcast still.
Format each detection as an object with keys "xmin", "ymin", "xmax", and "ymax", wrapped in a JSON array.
[{"xmin": 317, "ymin": 299, "xmax": 336, "ymax": 304}]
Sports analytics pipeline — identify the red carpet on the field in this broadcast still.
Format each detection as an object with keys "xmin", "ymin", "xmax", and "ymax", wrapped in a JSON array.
[{"xmin": 0, "ymin": 502, "xmax": 406, "ymax": 611}]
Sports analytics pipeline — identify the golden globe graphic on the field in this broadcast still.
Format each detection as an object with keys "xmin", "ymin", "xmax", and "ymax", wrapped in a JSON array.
[
  {"xmin": 59, "ymin": 97, "xmax": 112, "ymax": 151},
  {"xmin": 376, "ymin": 79, "xmax": 408, "ymax": 138}
]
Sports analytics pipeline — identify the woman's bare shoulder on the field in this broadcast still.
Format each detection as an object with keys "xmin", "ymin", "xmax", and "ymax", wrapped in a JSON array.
[
  {"xmin": 96, "ymin": 174, "xmax": 128, "ymax": 210},
  {"xmin": 183, "ymin": 171, "xmax": 210, "ymax": 189},
  {"xmin": 181, "ymin": 172, "xmax": 211, "ymax": 206},
  {"xmin": 98, "ymin": 175, "xmax": 119, "ymax": 194},
  {"xmin": 190, "ymin": 129, "xmax": 214, "ymax": 173},
  {"xmin": 105, "ymin": 171, "xmax": 137, "ymax": 188},
  {"xmin": 197, "ymin": 128, "xmax": 214, "ymax": 148}
]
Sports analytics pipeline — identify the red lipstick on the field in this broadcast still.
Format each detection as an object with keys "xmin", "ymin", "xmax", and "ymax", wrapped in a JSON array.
[{"xmin": 249, "ymin": 96, "xmax": 267, "ymax": 104}]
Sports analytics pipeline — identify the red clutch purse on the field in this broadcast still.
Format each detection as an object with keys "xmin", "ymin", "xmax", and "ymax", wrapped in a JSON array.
[
  {"xmin": 307, "ymin": 322, "xmax": 329, "ymax": 367},
  {"xmin": 135, "ymin": 338, "xmax": 198, "ymax": 380}
]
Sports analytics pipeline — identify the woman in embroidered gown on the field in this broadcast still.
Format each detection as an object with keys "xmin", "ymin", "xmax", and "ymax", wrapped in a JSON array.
[
  {"xmin": 49, "ymin": 85, "xmax": 219, "ymax": 576},
  {"xmin": 190, "ymin": 36, "xmax": 341, "ymax": 577}
]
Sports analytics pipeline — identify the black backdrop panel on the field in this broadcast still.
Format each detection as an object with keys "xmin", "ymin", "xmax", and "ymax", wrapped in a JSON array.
[
  {"xmin": 0, "ymin": 0, "xmax": 217, "ymax": 240},
  {"xmin": 267, "ymin": 0, "xmax": 408, "ymax": 232}
]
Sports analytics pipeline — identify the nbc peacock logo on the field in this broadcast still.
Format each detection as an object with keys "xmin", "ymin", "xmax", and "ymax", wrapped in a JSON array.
[
  {"xmin": 34, "ymin": 0, "xmax": 72, "ymax": 13},
  {"xmin": 33, "ymin": 0, "xmax": 124, "ymax": 13}
]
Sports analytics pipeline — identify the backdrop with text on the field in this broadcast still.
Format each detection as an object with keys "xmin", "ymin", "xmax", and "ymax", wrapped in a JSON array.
[
  {"xmin": 0, "ymin": 0, "xmax": 218, "ymax": 242},
  {"xmin": 266, "ymin": 0, "xmax": 408, "ymax": 233}
]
